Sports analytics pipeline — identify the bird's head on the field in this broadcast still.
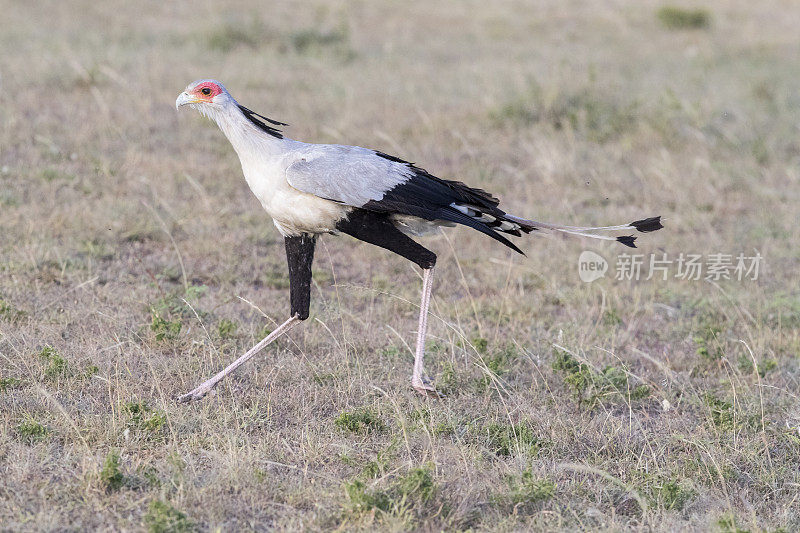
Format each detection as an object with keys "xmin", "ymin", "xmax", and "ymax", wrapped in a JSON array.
[{"xmin": 175, "ymin": 79, "xmax": 236, "ymax": 118}]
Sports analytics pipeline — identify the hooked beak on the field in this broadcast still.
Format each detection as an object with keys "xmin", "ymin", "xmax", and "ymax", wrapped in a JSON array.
[{"xmin": 175, "ymin": 92, "xmax": 200, "ymax": 110}]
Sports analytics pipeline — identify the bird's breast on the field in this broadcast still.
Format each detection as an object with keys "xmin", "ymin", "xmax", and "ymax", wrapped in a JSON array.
[{"xmin": 239, "ymin": 156, "xmax": 349, "ymax": 236}]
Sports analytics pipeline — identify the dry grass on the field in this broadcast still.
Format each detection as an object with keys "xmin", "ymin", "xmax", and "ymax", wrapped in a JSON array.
[{"xmin": 2, "ymin": 1, "xmax": 800, "ymax": 531}]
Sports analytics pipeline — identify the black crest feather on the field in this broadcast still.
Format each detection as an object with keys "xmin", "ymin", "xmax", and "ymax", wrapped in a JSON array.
[{"xmin": 238, "ymin": 104, "xmax": 287, "ymax": 139}]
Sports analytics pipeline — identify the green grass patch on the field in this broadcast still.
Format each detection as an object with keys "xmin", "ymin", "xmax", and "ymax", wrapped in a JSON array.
[
  {"xmin": 143, "ymin": 500, "xmax": 192, "ymax": 533},
  {"xmin": 603, "ymin": 308, "xmax": 623, "ymax": 326},
  {"xmin": 145, "ymin": 286, "xmax": 208, "ymax": 343},
  {"xmin": 437, "ymin": 361, "xmax": 458, "ymax": 395},
  {"xmin": 485, "ymin": 422, "xmax": 540, "ymax": 457},
  {"xmin": 694, "ymin": 323, "xmax": 723, "ymax": 362},
  {"xmin": 737, "ymin": 355, "xmax": 777, "ymax": 378},
  {"xmin": 335, "ymin": 407, "xmax": 385, "ymax": 435},
  {"xmin": 493, "ymin": 468, "xmax": 555, "ymax": 510},
  {"xmin": 217, "ymin": 318, "xmax": 239, "ymax": 339},
  {"xmin": 39, "ymin": 345, "xmax": 69, "ymax": 379},
  {"xmin": 657, "ymin": 6, "xmax": 710, "ymax": 30},
  {"xmin": 476, "ymin": 344, "xmax": 520, "ymax": 391},
  {"xmin": 344, "ymin": 479, "xmax": 392, "ymax": 514},
  {"xmin": 150, "ymin": 311, "xmax": 182, "ymax": 342},
  {"xmin": 0, "ymin": 377, "xmax": 25, "ymax": 391},
  {"xmin": 100, "ymin": 451, "xmax": 125, "ymax": 492},
  {"xmin": 653, "ymin": 478, "xmax": 694, "ymax": 511},
  {"xmin": 472, "ymin": 336, "xmax": 489, "ymax": 354},
  {"xmin": 343, "ymin": 466, "xmax": 437, "ymax": 523},
  {"xmin": 552, "ymin": 349, "xmax": 650, "ymax": 408},
  {"xmin": 16, "ymin": 416, "xmax": 50, "ymax": 444},
  {"xmin": 703, "ymin": 393, "xmax": 735, "ymax": 431},
  {"xmin": 123, "ymin": 401, "xmax": 167, "ymax": 434}
]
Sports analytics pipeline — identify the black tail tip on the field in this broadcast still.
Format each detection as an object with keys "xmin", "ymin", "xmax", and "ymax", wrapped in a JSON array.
[
  {"xmin": 617, "ymin": 235, "xmax": 637, "ymax": 248},
  {"xmin": 630, "ymin": 216, "xmax": 663, "ymax": 233}
]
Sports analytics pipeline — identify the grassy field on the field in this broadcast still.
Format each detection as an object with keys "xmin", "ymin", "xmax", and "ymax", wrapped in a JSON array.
[{"xmin": 2, "ymin": 1, "xmax": 800, "ymax": 531}]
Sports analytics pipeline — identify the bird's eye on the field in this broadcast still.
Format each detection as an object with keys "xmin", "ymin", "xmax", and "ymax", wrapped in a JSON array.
[{"xmin": 201, "ymin": 87, "xmax": 212, "ymax": 96}]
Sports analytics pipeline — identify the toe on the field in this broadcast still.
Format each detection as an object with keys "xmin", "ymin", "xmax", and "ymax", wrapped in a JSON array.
[{"xmin": 412, "ymin": 381, "xmax": 445, "ymax": 399}]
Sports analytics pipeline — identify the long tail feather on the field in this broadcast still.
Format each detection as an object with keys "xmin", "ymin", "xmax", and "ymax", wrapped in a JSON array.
[
  {"xmin": 505, "ymin": 215, "xmax": 663, "ymax": 235},
  {"xmin": 504, "ymin": 214, "xmax": 662, "ymax": 248},
  {"xmin": 445, "ymin": 201, "xmax": 662, "ymax": 252}
]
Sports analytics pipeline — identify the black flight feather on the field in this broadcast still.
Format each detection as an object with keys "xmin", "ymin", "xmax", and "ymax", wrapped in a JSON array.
[{"xmin": 364, "ymin": 153, "xmax": 524, "ymax": 254}]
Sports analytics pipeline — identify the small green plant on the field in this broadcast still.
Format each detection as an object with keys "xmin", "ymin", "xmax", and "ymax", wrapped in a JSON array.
[
  {"xmin": 437, "ymin": 361, "xmax": 458, "ymax": 394},
  {"xmin": 396, "ymin": 467, "xmax": 435, "ymax": 504},
  {"xmin": 217, "ymin": 318, "xmax": 238, "ymax": 339},
  {"xmin": 657, "ymin": 6, "xmax": 710, "ymax": 30},
  {"xmin": 83, "ymin": 365, "xmax": 100, "ymax": 379},
  {"xmin": 150, "ymin": 310, "xmax": 181, "ymax": 342},
  {"xmin": 343, "ymin": 465, "xmax": 437, "ymax": 520},
  {"xmin": 737, "ymin": 355, "xmax": 777, "ymax": 378},
  {"xmin": 344, "ymin": 480, "xmax": 391, "ymax": 514},
  {"xmin": 16, "ymin": 416, "xmax": 50, "ymax": 443},
  {"xmin": 472, "ymin": 336, "xmax": 489, "ymax": 354},
  {"xmin": 552, "ymin": 349, "xmax": 592, "ymax": 402},
  {"xmin": 148, "ymin": 285, "xmax": 208, "ymax": 340},
  {"xmin": 655, "ymin": 478, "xmax": 694, "ymax": 511},
  {"xmin": 143, "ymin": 500, "xmax": 192, "ymax": 533},
  {"xmin": 100, "ymin": 451, "xmax": 125, "ymax": 492},
  {"xmin": 0, "ymin": 377, "xmax": 24, "ymax": 391},
  {"xmin": 123, "ymin": 401, "xmax": 167, "ymax": 434},
  {"xmin": 494, "ymin": 469, "xmax": 555, "ymax": 508},
  {"xmin": 603, "ymin": 308, "xmax": 623, "ymax": 326},
  {"xmin": 380, "ymin": 345, "xmax": 401, "ymax": 359},
  {"xmin": 335, "ymin": 408, "xmax": 385, "ymax": 435},
  {"xmin": 694, "ymin": 322, "xmax": 723, "ymax": 361},
  {"xmin": 39, "ymin": 346, "xmax": 69, "ymax": 379},
  {"xmin": 486, "ymin": 422, "xmax": 540, "ymax": 457},
  {"xmin": 552, "ymin": 349, "xmax": 650, "ymax": 408},
  {"xmin": 703, "ymin": 393, "xmax": 735, "ymax": 430},
  {"xmin": 477, "ymin": 345, "xmax": 519, "ymax": 391}
]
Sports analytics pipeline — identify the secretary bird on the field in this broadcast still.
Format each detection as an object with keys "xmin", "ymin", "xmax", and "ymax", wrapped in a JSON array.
[{"xmin": 175, "ymin": 79, "xmax": 662, "ymax": 402}]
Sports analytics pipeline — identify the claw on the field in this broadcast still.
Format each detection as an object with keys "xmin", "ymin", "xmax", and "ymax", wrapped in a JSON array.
[
  {"xmin": 177, "ymin": 383, "xmax": 216, "ymax": 403},
  {"xmin": 412, "ymin": 377, "xmax": 445, "ymax": 399}
]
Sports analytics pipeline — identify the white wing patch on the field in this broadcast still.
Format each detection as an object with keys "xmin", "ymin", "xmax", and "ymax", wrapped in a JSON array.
[{"xmin": 285, "ymin": 145, "xmax": 413, "ymax": 207}]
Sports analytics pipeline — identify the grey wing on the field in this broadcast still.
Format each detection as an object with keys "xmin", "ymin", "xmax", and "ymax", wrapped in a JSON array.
[
  {"xmin": 285, "ymin": 145, "xmax": 413, "ymax": 207},
  {"xmin": 286, "ymin": 143, "xmax": 529, "ymax": 253}
]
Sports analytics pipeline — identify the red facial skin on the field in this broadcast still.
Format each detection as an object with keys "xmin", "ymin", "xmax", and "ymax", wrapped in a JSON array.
[{"xmin": 192, "ymin": 81, "xmax": 222, "ymax": 102}]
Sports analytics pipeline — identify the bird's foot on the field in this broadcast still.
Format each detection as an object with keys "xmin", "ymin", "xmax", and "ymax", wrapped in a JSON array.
[
  {"xmin": 412, "ymin": 376, "xmax": 444, "ymax": 399},
  {"xmin": 177, "ymin": 381, "xmax": 217, "ymax": 403}
]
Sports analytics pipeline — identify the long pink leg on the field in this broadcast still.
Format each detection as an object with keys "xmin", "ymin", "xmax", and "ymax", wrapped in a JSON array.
[
  {"xmin": 178, "ymin": 315, "xmax": 301, "ymax": 403},
  {"xmin": 411, "ymin": 267, "xmax": 442, "ymax": 397}
]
